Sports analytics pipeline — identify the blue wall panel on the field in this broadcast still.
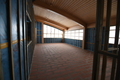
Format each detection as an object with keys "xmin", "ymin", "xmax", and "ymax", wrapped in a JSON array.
[
  {"xmin": 44, "ymin": 38, "xmax": 62, "ymax": 43},
  {"xmin": 0, "ymin": 0, "xmax": 8, "ymax": 44},
  {"xmin": 85, "ymin": 28, "xmax": 96, "ymax": 51},
  {"xmin": 13, "ymin": 43, "xmax": 20, "ymax": 80},
  {"xmin": 85, "ymin": 27, "xmax": 114, "ymax": 51},
  {"xmin": 36, "ymin": 22, "xmax": 42, "ymax": 43},
  {"xmin": 0, "ymin": 0, "xmax": 35, "ymax": 80},
  {"xmin": 0, "ymin": 0, "xmax": 11, "ymax": 80},
  {"xmin": 64, "ymin": 39, "xmax": 82, "ymax": 48},
  {"xmin": 1, "ymin": 48, "xmax": 11, "ymax": 80}
]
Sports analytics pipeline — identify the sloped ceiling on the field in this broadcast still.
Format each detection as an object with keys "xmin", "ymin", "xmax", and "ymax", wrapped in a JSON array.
[{"xmin": 33, "ymin": 0, "xmax": 117, "ymax": 30}]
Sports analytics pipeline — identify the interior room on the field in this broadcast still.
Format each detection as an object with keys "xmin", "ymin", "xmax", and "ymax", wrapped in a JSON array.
[{"xmin": 0, "ymin": 0, "xmax": 120, "ymax": 80}]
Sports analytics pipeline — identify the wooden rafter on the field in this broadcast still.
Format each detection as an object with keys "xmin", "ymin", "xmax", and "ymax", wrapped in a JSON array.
[
  {"xmin": 35, "ymin": 15, "xmax": 68, "ymax": 30},
  {"xmin": 33, "ymin": 1, "xmax": 86, "ymax": 27},
  {"xmin": 36, "ymin": 18, "xmax": 67, "ymax": 31}
]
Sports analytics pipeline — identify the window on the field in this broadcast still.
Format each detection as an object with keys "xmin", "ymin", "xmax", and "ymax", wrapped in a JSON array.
[
  {"xmin": 109, "ymin": 26, "xmax": 120, "ymax": 44},
  {"xmin": 64, "ymin": 29, "xmax": 84, "ymax": 40},
  {"xmin": 26, "ymin": 15, "xmax": 32, "ymax": 44},
  {"xmin": 43, "ymin": 24, "xmax": 63, "ymax": 38}
]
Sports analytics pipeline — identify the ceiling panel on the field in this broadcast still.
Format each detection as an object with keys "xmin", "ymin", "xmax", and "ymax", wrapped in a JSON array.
[
  {"xmin": 34, "ymin": 5, "xmax": 83, "ymax": 28},
  {"xmin": 34, "ymin": 0, "xmax": 117, "ymax": 29}
]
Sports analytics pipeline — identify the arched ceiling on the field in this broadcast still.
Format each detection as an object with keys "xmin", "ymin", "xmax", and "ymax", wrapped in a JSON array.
[{"xmin": 33, "ymin": 0, "xmax": 117, "ymax": 30}]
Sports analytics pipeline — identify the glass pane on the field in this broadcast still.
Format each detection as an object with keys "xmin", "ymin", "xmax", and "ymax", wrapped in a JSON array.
[
  {"xmin": 51, "ymin": 28, "xmax": 54, "ymax": 33},
  {"xmin": 110, "ymin": 26, "xmax": 116, "ymax": 30},
  {"xmin": 59, "ymin": 30, "xmax": 63, "ymax": 34},
  {"xmin": 74, "ymin": 37, "xmax": 77, "ymax": 39},
  {"xmin": 47, "ymin": 29, "xmax": 51, "ymax": 33},
  {"xmin": 80, "ymin": 37, "xmax": 83, "ymax": 40},
  {"xmin": 55, "ymin": 34, "xmax": 58, "ymax": 38},
  {"xmin": 68, "ymin": 31, "xmax": 70, "ymax": 34},
  {"xmin": 75, "ymin": 33, "xmax": 79, "ymax": 36},
  {"xmin": 109, "ymin": 31, "xmax": 115, "ymax": 37},
  {"xmin": 71, "ymin": 33, "xmax": 74, "ymax": 36},
  {"xmin": 109, "ymin": 38, "xmax": 115, "ymax": 44},
  {"xmin": 44, "ymin": 25, "xmax": 47, "ymax": 33},
  {"xmin": 80, "ymin": 30, "xmax": 83, "ymax": 32},
  {"xmin": 76, "ymin": 30, "xmax": 79, "ymax": 33},
  {"xmin": 59, "ymin": 35, "xmax": 62, "ymax": 38},
  {"xmin": 80, "ymin": 33, "xmax": 83, "ymax": 36},
  {"xmin": 47, "ymin": 34, "xmax": 51, "ymax": 38},
  {"xmin": 55, "ymin": 29, "xmax": 58, "ymax": 33},
  {"xmin": 44, "ymin": 34, "xmax": 47, "ymax": 38}
]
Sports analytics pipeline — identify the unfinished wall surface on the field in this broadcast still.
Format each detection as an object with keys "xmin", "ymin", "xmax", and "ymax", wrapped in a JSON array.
[
  {"xmin": 65, "ymin": 39, "xmax": 82, "ymax": 48},
  {"xmin": 0, "ymin": 0, "xmax": 35, "ymax": 80}
]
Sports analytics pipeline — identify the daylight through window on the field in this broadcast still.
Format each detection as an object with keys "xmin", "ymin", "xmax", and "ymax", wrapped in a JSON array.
[
  {"xmin": 65, "ymin": 29, "xmax": 84, "ymax": 40},
  {"xmin": 44, "ymin": 24, "xmax": 63, "ymax": 38},
  {"xmin": 109, "ymin": 26, "xmax": 120, "ymax": 44}
]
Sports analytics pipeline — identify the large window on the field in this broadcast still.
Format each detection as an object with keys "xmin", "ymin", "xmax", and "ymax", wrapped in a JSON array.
[
  {"xmin": 44, "ymin": 24, "xmax": 63, "ymax": 38},
  {"xmin": 109, "ymin": 26, "xmax": 120, "ymax": 44},
  {"xmin": 65, "ymin": 29, "xmax": 84, "ymax": 40}
]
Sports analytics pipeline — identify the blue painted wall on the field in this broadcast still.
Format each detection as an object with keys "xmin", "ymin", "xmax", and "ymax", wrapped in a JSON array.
[
  {"xmin": 36, "ymin": 22, "xmax": 42, "ymax": 43},
  {"xmin": 85, "ymin": 27, "xmax": 114, "ymax": 51},
  {"xmin": 0, "ymin": 0, "xmax": 35, "ymax": 80},
  {"xmin": 65, "ymin": 39, "xmax": 82, "ymax": 48},
  {"xmin": 36, "ymin": 22, "xmax": 63, "ymax": 43},
  {"xmin": 85, "ymin": 28, "xmax": 96, "ymax": 51},
  {"xmin": 0, "ymin": 0, "xmax": 11, "ymax": 80},
  {"xmin": 44, "ymin": 38, "xmax": 62, "ymax": 43}
]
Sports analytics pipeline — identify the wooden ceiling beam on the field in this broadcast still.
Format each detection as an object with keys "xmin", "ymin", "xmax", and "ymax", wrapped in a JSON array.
[
  {"xmin": 36, "ymin": 19, "xmax": 65, "ymax": 31},
  {"xmin": 36, "ymin": 19, "xmax": 67, "ymax": 31},
  {"xmin": 68, "ymin": 25, "xmax": 84, "ymax": 31},
  {"xmin": 33, "ymin": 1, "xmax": 86, "ymax": 27},
  {"xmin": 35, "ymin": 15, "xmax": 68, "ymax": 30}
]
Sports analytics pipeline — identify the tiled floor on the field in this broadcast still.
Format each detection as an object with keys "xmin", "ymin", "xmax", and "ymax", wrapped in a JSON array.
[{"xmin": 29, "ymin": 43, "xmax": 112, "ymax": 80}]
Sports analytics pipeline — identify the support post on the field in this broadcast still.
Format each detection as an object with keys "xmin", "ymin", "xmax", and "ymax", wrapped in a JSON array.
[
  {"xmin": 92, "ymin": 0, "xmax": 104, "ymax": 80},
  {"xmin": 8, "ymin": 0, "xmax": 15, "ymax": 80},
  {"xmin": 115, "ymin": 0, "xmax": 120, "ymax": 79},
  {"xmin": 82, "ymin": 27, "xmax": 86, "ymax": 49},
  {"xmin": 62, "ymin": 30, "xmax": 65, "ymax": 43},
  {"xmin": 101, "ymin": 0, "xmax": 112, "ymax": 80},
  {"xmin": 17, "ymin": 0, "xmax": 23, "ymax": 79}
]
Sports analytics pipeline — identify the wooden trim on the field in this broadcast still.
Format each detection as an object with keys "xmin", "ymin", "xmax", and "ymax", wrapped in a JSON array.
[
  {"xmin": 82, "ymin": 28, "xmax": 86, "ymax": 49},
  {"xmin": 35, "ymin": 15, "xmax": 68, "ymax": 30},
  {"xmin": 27, "ymin": 41, "xmax": 32, "ymax": 47},
  {"xmin": 33, "ymin": 1, "xmax": 86, "ymax": 27},
  {"xmin": 62, "ymin": 30, "xmax": 65, "ymax": 43},
  {"xmin": 42, "ymin": 23, "xmax": 44, "ymax": 43},
  {"xmin": 37, "ymin": 35, "xmax": 42, "ymax": 36},
  {"xmin": 87, "ymin": 17, "xmax": 116, "ymax": 28},
  {"xmin": 68, "ymin": 25, "xmax": 84, "ymax": 30},
  {"xmin": 26, "ymin": 11, "xmax": 32, "ymax": 22},
  {"xmin": 0, "ymin": 39, "xmax": 26, "ymax": 49},
  {"xmin": 35, "ymin": 28, "xmax": 37, "ymax": 43},
  {"xmin": 36, "ymin": 19, "xmax": 65, "ymax": 31}
]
